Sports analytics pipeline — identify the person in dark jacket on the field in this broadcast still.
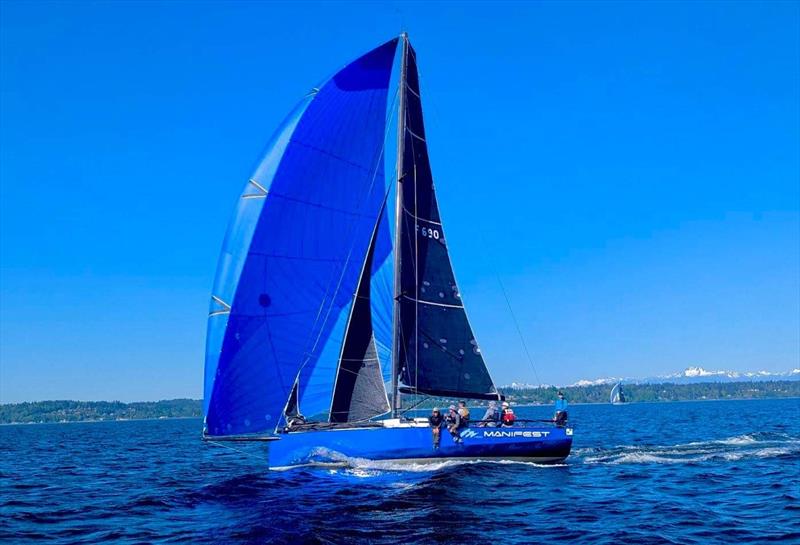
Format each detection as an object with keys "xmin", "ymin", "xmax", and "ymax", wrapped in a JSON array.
[
  {"xmin": 428, "ymin": 407, "xmax": 444, "ymax": 449},
  {"xmin": 479, "ymin": 401, "xmax": 499, "ymax": 427},
  {"xmin": 445, "ymin": 405, "xmax": 463, "ymax": 443}
]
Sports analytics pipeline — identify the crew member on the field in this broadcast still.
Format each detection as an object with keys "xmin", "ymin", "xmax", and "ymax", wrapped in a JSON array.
[
  {"xmin": 428, "ymin": 407, "xmax": 444, "ymax": 450},
  {"xmin": 553, "ymin": 391, "xmax": 568, "ymax": 426},
  {"xmin": 457, "ymin": 401, "xmax": 470, "ymax": 428},
  {"xmin": 500, "ymin": 401, "xmax": 516, "ymax": 427},
  {"xmin": 479, "ymin": 400, "xmax": 499, "ymax": 427},
  {"xmin": 446, "ymin": 405, "xmax": 463, "ymax": 443}
]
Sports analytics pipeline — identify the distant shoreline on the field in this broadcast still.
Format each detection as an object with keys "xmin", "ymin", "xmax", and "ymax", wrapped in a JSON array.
[
  {"xmin": 2, "ymin": 388, "xmax": 798, "ymax": 425},
  {"xmin": 2, "ymin": 398, "xmax": 798, "ymax": 426},
  {"xmin": 0, "ymin": 416, "xmax": 202, "ymax": 427},
  {"xmin": 512, "ymin": 396, "xmax": 800, "ymax": 408}
]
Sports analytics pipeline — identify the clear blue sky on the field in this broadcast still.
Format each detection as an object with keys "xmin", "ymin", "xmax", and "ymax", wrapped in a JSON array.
[{"xmin": 1, "ymin": 1, "xmax": 798, "ymax": 402}]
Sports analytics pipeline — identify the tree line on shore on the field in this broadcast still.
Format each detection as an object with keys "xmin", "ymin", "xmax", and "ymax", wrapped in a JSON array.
[
  {"xmin": 500, "ymin": 380, "xmax": 800, "ymax": 406},
  {"xmin": 1, "ymin": 381, "xmax": 798, "ymax": 424}
]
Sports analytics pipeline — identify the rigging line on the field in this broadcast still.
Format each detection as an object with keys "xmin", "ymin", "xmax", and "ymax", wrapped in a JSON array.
[
  {"xmin": 399, "ymin": 394, "xmax": 430, "ymax": 416},
  {"xmin": 494, "ymin": 269, "xmax": 542, "ymax": 388},
  {"xmin": 206, "ymin": 440, "xmax": 266, "ymax": 461}
]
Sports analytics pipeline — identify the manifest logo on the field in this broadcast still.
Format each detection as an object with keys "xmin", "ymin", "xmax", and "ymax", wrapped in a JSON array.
[
  {"xmin": 483, "ymin": 430, "xmax": 551, "ymax": 438},
  {"xmin": 459, "ymin": 429, "xmax": 551, "ymax": 439}
]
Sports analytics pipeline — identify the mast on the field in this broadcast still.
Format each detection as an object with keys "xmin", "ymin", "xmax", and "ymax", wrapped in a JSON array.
[{"xmin": 391, "ymin": 33, "xmax": 409, "ymax": 417}]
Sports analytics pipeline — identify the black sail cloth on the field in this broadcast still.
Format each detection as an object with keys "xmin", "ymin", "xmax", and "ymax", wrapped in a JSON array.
[{"xmin": 394, "ymin": 45, "xmax": 498, "ymax": 400}]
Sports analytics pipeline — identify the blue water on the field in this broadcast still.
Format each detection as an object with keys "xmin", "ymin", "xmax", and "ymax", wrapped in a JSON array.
[{"xmin": 2, "ymin": 398, "xmax": 799, "ymax": 544}]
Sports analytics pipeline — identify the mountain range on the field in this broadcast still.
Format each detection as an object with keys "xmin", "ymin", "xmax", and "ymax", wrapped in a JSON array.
[{"xmin": 504, "ymin": 366, "xmax": 800, "ymax": 389}]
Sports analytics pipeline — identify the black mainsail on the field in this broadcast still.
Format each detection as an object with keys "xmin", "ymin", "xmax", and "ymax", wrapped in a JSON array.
[{"xmin": 391, "ymin": 40, "xmax": 499, "ymax": 404}]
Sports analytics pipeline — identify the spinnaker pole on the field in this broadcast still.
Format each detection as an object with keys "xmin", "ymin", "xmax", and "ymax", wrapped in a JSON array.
[{"xmin": 391, "ymin": 33, "xmax": 409, "ymax": 417}]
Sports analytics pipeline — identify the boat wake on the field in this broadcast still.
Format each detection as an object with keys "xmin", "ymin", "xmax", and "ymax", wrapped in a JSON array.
[
  {"xmin": 286, "ymin": 447, "xmax": 566, "ymax": 475},
  {"xmin": 577, "ymin": 432, "xmax": 800, "ymax": 465},
  {"xmin": 274, "ymin": 432, "xmax": 800, "ymax": 472}
]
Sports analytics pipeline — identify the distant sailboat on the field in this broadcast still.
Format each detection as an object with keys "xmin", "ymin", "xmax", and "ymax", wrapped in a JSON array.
[
  {"xmin": 610, "ymin": 382, "xmax": 626, "ymax": 405},
  {"xmin": 202, "ymin": 35, "xmax": 573, "ymax": 468}
]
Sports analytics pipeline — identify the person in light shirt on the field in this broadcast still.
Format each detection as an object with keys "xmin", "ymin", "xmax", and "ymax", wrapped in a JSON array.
[
  {"xmin": 445, "ymin": 405, "xmax": 463, "ymax": 443},
  {"xmin": 479, "ymin": 400, "xmax": 499, "ymax": 427}
]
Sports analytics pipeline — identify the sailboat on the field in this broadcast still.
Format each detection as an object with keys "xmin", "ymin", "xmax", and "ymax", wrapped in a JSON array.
[
  {"xmin": 202, "ymin": 35, "xmax": 573, "ymax": 469},
  {"xmin": 610, "ymin": 382, "xmax": 626, "ymax": 405}
]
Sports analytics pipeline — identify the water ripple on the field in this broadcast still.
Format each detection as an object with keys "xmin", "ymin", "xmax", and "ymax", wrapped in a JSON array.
[{"xmin": 1, "ymin": 399, "xmax": 799, "ymax": 544}]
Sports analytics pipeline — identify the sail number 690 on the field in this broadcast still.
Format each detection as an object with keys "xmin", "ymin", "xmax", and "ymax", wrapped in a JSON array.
[{"xmin": 418, "ymin": 226, "xmax": 440, "ymax": 240}]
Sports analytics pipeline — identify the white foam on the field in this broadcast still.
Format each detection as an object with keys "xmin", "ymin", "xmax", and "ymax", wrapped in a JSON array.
[
  {"xmin": 721, "ymin": 447, "xmax": 795, "ymax": 461},
  {"xmin": 715, "ymin": 434, "xmax": 758, "ymax": 446},
  {"xmin": 300, "ymin": 447, "xmax": 567, "ymax": 474},
  {"xmin": 580, "ymin": 436, "xmax": 800, "ymax": 466}
]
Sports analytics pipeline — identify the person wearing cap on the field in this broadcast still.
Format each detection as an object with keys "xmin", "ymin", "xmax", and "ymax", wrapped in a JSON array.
[
  {"xmin": 500, "ymin": 401, "xmax": 516, "ymax": 427},
  {"xmin": 553, "ymin": 391, "xmax": 568, "ymax": 426},
  {"xmin": 479, "ymin": 400, "xmax": 499, "ymax": 427},
  {"xmin": 445, "ymin": 405, "xmax": 463, "ymax": 443},
  {"xmin": 428, "ymin": 407, "xmax": 444, "ymax": 450},
  {"xmin": 457, "ymin": 401, "xmax": 470, "ymax": 427}
]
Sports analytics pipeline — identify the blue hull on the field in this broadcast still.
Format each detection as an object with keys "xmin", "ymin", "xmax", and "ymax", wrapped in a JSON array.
[{"xmin": 268, "ymin": 424, "xmax": 573, "ymax": 469}]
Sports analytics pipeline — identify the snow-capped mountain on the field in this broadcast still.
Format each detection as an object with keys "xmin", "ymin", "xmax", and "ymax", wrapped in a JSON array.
[
  {"xmin": 501, "ymin": 367, "xmax": 799, "ymax": 390},
  {"xmin": 504, "ymin": 382, "xmax": 553, "ymax": 390},
  {"xmin": 569, "ymin": 377, "xmax": 619, "ymax": 387},
  {"xmin": 651, "ymin": 366, "xmax": 800, "ymax": 384},
  {"xmin": 553, "ymin": 367, "xmax": 800, "ymax": 388}
]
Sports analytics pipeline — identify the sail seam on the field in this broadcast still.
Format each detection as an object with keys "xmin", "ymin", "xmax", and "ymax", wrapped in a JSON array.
[
  {"xmin": 291, "ymin": 139, "xmax": 376, "ymax": 174},
  {"xmin": 264, "ymin": 191, "xmax": 377, "ymax": 218}
]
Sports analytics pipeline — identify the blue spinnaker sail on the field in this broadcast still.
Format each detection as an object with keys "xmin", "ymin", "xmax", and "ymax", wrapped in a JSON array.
[{"xmin": 204, "ymin": 38, "xmax": 399, "ymax": 437}]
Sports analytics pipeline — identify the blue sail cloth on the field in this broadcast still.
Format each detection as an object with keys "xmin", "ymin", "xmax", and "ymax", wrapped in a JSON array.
[{"xmin": 204, "ymin": 38, "xmax": 399, "ymax": 437}]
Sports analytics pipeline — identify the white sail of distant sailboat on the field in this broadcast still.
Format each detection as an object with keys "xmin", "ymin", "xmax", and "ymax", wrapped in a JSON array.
[{"xmin": 610, "ymin": 382, "xmax": 626, "ymax": 404}]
